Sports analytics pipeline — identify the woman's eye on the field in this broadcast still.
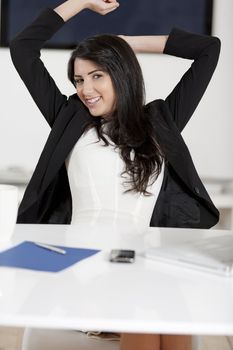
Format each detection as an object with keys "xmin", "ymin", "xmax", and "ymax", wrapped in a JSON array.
[
  {"xmin": 74, "ymin": 78, "xmax": 83, "ymax": 86},
  {"xmin": 93, "ymin": 74, "xmax": 102, "ymax": 80}
]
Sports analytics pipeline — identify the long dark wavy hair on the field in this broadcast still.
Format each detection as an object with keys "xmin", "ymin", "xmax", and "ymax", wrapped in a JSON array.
[{"xmin": 68, "ymin": 34, "xmax": 164, "ymax": 195}]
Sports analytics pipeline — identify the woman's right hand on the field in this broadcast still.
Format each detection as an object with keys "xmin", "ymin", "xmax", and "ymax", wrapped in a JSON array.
[
  {"xmin": 55, "ymin": 0, "xmax": 119, "ymax": 23},
  {"xmin": 86, "ymin": 0, "xmax": 120, "ymax": 15}
]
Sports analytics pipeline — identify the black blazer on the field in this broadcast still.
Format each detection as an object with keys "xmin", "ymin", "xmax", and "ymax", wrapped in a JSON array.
[{"xmin": 10, "ymin": 8, "xmax": 221, "ymax": 228}]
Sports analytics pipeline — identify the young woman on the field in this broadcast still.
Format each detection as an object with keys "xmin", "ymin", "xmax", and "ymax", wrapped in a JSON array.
[{"xmin": 10, "ymin": 0, "xmax": 220, "ymax": 349}]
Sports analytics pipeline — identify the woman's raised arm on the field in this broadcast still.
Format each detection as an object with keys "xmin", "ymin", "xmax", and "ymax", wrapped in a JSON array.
[
  {"xmin": 122, "ymin": 29, "xmax": 220, "ymax": 132},
  {"xmin": 10, "ymin": 0, "xmax": 119, "ymax": 127},
  {"xmin": 119, "ymin": 35, "xmax": 168, "ymax": 54}
]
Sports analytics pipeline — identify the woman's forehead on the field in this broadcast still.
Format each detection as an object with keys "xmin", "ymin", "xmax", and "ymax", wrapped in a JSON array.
[{"xmin": 74, "ymin": 58, "xmax": 102, "ymax": 75}]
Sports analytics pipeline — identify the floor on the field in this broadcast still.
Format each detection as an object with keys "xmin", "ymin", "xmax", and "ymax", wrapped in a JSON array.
[{"xmin": 0, "ymin": 327, "xmax": 233, "ymax": 350}]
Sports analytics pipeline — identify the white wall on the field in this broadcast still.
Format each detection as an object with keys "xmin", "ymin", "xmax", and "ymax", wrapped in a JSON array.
[
  {"xmin": 0, "ymin": 0, "xmax": 232, "ymax": 179},
  {"xmin": 0, "ymin": 48, "xmax": 73, "ymax": 172}
]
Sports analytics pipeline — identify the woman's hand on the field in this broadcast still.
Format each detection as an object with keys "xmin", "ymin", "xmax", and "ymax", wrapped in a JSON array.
[
  {"xmin": 55, "ymin": 0, "xmax": 119, "ymax": 22},
  {"xmin": 86, "ymin": 0, "xmax": 120, "ymax": 15}
]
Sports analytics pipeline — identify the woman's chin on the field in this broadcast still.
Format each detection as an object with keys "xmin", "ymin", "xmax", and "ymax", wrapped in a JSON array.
[
  {"xmin": 89, "ymin": 110, "xmax": 102, "ymax": 117},
  {"xmin": 89, "ymin": 109, "xmax": 109, "ymax": 119}
]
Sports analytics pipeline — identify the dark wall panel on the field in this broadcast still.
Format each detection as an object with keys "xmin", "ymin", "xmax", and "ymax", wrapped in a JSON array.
[{"xmin": 1, "ymin": 0, "xmax": 213, "ymax": 49}]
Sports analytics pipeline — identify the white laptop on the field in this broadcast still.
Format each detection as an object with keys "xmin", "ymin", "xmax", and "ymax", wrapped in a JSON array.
[{"xmin": 144, "ymin": 234, "xmax": 233, "ymax": 277}]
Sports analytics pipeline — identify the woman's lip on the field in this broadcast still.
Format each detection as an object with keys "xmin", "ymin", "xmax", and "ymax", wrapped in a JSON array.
[{"xmin": 85, "ymin": 96, "xmax": 101, "ymax": 106}]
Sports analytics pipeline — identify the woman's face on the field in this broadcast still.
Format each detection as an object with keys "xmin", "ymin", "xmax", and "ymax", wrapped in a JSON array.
[{"xmin": 74, "ymin": 58, "xmax": 116, "ymax": 118}]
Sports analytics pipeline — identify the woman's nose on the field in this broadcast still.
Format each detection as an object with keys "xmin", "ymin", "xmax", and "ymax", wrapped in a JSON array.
[{"xmin": 82, "ymin": 80, "xmax": 94, "ymax": 95}]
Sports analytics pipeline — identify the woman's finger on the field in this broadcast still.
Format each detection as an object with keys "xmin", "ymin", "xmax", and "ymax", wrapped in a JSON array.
[
  {"xmin": 100, "ymin": 1, "xmax": 120, "ymax": 14},
  {"xmin": 103, "ymin": 0, "xmax": 119, "ymax": 3},
  {"xmin": 101, "ymin": 6, "xmax": 119, "ymax": 15},
  {"xmin": 103, "ymin": 1, "xmax": 120, "ymax": 9},
  {"xmin": 88, "ymin": 0, "xmax": 119, "ymax": 14}
]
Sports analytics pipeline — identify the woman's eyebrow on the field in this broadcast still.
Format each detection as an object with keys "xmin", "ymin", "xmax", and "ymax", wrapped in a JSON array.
[{"xmin": 74, "ymin": 69, "xmax": 104, "ymax": 77}]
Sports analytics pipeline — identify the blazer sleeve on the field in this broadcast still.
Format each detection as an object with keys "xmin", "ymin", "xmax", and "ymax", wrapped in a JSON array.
[
  {"xmin": 10, "ymin": 8, "xmax": 68, "ymax": 127},
  {"xmin": 163, "ymin": 28, "xmax": 221, "ymax": 132}
]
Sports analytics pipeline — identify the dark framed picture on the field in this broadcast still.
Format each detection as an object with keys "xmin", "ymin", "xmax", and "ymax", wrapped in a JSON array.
[{"xmin": 0, "ymin": 0, "xmax": 213, "ymax": 49}]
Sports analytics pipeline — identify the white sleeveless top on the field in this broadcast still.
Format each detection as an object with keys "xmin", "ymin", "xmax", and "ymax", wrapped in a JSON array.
[{"xmin": 66, "ymin": 127, "xmax": 164, "ymax": 228}]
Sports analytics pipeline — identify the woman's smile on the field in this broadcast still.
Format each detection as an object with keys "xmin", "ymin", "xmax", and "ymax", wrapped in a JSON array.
[
  {"xmin": 74, "ymin": 59, "xmax": 116, "ymax": 118},
  {"xmin": 85, "ymin": 96, "xmax": 101, "ymax": 107}
]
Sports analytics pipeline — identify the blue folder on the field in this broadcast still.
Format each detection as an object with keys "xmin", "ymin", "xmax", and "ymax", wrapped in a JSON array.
[{"xmin": 0, "ymin": 241, "xmax": 100, "ymax": 272}]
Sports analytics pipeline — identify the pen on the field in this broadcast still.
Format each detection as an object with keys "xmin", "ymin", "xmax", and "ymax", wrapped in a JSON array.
[{"xmin": 34, "ymin": 242, "xmax": 67, "ymax": 255}]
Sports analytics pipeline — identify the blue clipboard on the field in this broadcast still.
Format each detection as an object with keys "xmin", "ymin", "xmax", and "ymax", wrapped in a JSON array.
[{"xmin": 0, "ymin": 241, "xmax": 100, "ymax": 272}]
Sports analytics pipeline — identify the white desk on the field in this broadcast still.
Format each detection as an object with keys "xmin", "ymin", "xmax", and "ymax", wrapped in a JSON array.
[
  {"xmin": 0, "ymin": 224, "xmax": 233, "ymax": 336},
  {"xmin": 213, "ymin": 193, "xmax": 233, "ymax": 229}
]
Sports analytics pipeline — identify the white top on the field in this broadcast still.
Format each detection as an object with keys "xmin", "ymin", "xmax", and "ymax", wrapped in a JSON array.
[{"xmin": 66, "ymin": 127, "xmax": 164, "ymax": 227}]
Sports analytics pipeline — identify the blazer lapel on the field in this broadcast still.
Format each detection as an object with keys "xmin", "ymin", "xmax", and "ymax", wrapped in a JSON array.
[
  {"xmin": 40, "ymin": 108, "xmax": 90, "ymax": 193},
  {"xmin": 19, "ymin": 100, "xmax": 90, "ymax": 215},
  {"xmin": 147, "ymin": 100, "xmax": 213, "ymax": 205}
]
